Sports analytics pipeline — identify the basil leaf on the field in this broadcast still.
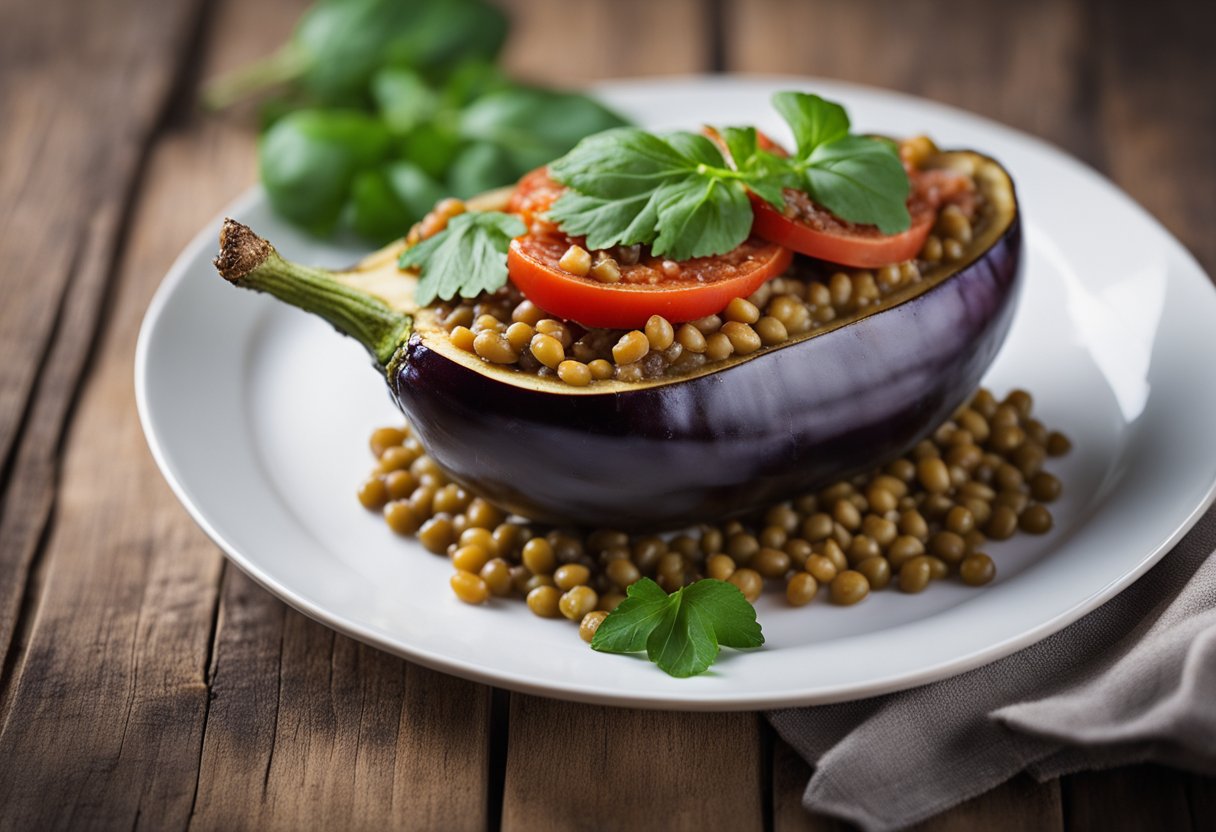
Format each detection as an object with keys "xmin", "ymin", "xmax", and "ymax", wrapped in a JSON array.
[
  {"xmin": 773, "ymin": 91, "xmax": 850, "ymax": 154},
  {"xmin": 399, "ymin": 211, "xmax": 525, "ymax": 305},
  {"xmin": 803, "ymin": 135, "xmax": 911, "ymax": 234}
]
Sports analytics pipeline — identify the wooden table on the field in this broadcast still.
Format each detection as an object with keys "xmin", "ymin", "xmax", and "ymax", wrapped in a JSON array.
[{"xmin": 2, "ymin": 0, "xmax": 1213, "ymax": 828}]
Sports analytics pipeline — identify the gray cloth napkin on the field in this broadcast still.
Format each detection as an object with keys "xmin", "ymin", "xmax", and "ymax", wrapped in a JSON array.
[{"xmin": 767, "ymin": 503, "xmax": 1216, "ymax": 831}]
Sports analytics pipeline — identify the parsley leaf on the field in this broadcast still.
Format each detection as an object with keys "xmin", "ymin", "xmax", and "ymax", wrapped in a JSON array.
[
  {"xmin": 772, "ymin": 91, "xmax": 849, "ymax": 151},
  {"xmin": 547, "ymin": 129, "xmax": 764, "ymax": 260},
  {"xmin": 718, "ymin": 125, "xmax": 788, "ymax": 209},
  {"xmin": 398, "ymin": 210, "xmax": 525, "ymax": 305},
  {"xmin": 591, "ymin": 578, "xmax": 763, "ymax": 678},
  {"xmin": 803, "ymin": 136, "xmax": 911, "ymax": 235},
  {"xmin": 772, "ymin": 91, "xmax": 911, "ymax": 234}
]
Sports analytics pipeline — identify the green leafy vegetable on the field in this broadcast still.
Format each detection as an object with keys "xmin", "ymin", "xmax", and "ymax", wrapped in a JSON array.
[
  {"xmin": 203, "ymin": 0, "xmax": 509, "ymax": 109},
  {"xmin": 591, "ymin": 578, "xmax": 764, "ymax": 678},
  {"xmin": 545, "ymin": 91, "xmax": 912, "ymax": 259},
  {"xmin": 399, "ymin": 211, "xmax": 526, "ymax": 305},
  {"xmin": 547, "ymin": 128, "xmax": 783, "ymax": 261},
  {"xmin": 771, "ymin": 91, "xmax": 910, "ymax": 233},
  {"xmin": 259, "ymin": 110, "xmax": 391, "ymax": 235},
  {"xmin": 459, "ymin": 88, "xmax": 631, "ymax": 173},
  {"xmin": 204, "ymin": 0, "xmax": 631, "ymax": 244}
]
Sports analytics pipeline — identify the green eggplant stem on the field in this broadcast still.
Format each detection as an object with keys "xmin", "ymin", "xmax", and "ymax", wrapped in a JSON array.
[
  {"xmin": 200, "ymin": 44, "xmax": 308, "ymax": 111},
  {"xmin": 214, "ymin": 218, "xmax": 411, "ymax": 367}
]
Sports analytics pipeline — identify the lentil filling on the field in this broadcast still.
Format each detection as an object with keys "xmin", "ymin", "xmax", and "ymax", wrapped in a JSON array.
[
  {"xmin": 412, "ymin": 139, "xmax": 990, "ymax": 387},
  {"xmin": 356, "ymin": 387, "xmax": 1070, "ymax": 642}
]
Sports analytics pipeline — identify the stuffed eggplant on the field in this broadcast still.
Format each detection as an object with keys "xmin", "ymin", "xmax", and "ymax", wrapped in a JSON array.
[{"xmin": 215, "ymin": 138, "xmax": 1020, "ymax": 529}]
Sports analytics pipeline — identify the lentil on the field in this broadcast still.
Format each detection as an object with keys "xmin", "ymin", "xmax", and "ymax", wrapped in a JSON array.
[
  {"xmin": 526, "ymin": 585, "xmax": 561, "ymax": 618},
  {"xmin": 786, "ymin": 572, "xmax": 818, "ymax": 606},
  {"xmin": 558, "ymin": 244, "xmax": 592, "ymax": 276},
  {"xmin": 960, "ymin": 553, "xmax": 996, "ymax": 586},
  {"xmin": 579, "ymin": 610, "xmax": 608, "ymax": 642},
  {"xmin": 856, "ymin": 556, "xmax": 892, "ymax": 590},
  {"xmin": 359, "ymin": 386, "xmax": 1069, "ymax": 646},
  {"xmin": 450, "ymin": 571, "xmax": 489, "ymax": 604},
  {"xmin": 830, "ymin": 571, "xmax": 870, "ymax": 605},
  {"xmin": 728, "ymin": 568, "xmax": 764, "ymax": 602}
]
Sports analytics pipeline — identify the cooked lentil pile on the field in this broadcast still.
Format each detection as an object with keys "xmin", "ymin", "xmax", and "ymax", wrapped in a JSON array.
[
  {"xmin": 425, "ymin": 148, "xmax": 984, "ymax": 386},
  {"xmin": 356, "ymin": 387, "xmax": 1070, "ymax": 641}
]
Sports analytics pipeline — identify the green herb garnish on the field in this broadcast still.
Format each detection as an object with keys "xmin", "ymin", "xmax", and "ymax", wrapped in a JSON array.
[
  {"xmin": 547, "ymin": 128, "xmax": 786, "ymax": 261},
  {"xmin": 591, "ymin": 578, "xmax": 764, "ymax": 678},
  {"xmin": 205, "ymin": 0, "xmax": 629, "ymax": 244},
  {"xmin": 399, "ymin": 211, "xmax": 526, "ymax": 305},
  {"xmin": 546, "ymin": 91, "xmax": 911, "ymax": 259},
  {"xmin": 771, "ymin": 91, "xmax": 911, "ymax": 233}
]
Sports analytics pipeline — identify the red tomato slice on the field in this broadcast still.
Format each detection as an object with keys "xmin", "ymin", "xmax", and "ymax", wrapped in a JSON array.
[
  {"xmin": 710, "ymin": 129, "xmax": 963, "ymax": 269},
  {"xmin": 504, "ymin": 170, "xmax": 793, "ymax": 328},
  {"xmin": 751, "ymin": 190, "xmax": 936, "ymax": 269},
  {"xmin": 751, "ymin": 164, "xmax": 978, "ymax": 269}
]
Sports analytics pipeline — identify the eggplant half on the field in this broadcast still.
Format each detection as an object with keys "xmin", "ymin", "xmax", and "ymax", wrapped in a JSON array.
[{"xmin": 215, "ymin": 150, "xmax": 1021, "ymax": 529}]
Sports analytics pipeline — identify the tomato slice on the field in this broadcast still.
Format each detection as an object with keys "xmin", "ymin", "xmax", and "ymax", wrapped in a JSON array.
[
  {"xmin": 751, "ymin": 167, "xmax": 977, "ymax": 269},
  {"xmin": 751, "ymin": 192, "xmax": 933, "ymax": 269},
  {"xmin": 505, "ymin": 170, "xmax": 793, "ymax": 328}
]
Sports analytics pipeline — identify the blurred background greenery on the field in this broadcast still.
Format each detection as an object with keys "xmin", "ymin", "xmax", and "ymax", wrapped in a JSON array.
[{"xmin": 205, "ymin": 0, "xmax": 630, "ymax": 244}]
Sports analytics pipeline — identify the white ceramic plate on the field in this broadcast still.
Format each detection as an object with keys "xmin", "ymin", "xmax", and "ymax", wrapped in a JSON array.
[{"xmin": 136, "ymin": 76, "xmax": 1216, "ymax": 710}]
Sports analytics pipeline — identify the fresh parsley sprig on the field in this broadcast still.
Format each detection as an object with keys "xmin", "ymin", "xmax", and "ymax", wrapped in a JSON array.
[
  {"xmin": 771, "ymin": 92, "xmax": 911, "ymax": 234},
  {"xmin": 398, "ymin": 210, "xmax": 525, "ymax": 305},
  {"xmin": 546, "ymin": 128, "xmax": 787, "ymax": 262},
  {"xmin": 546, "ymin": 91, "xmax": 911, "ymax": 261},
  {"xmin": 591, "ymin": 578, "xmax": 764, "ymax": 678},
  {"xmin": 397, "ymin": 92, "xmax": 911, "ymax": 303}
]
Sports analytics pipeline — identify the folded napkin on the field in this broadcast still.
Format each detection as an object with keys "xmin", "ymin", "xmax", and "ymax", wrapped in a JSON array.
[{"xmin": 767, "ymin": 503, "xmax": 1216, "ymax": 831}]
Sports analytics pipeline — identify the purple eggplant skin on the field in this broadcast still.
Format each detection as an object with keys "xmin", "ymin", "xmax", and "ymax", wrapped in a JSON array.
[{"xmin": 393, "ymin": 219, "xmax": 1022, "ymax": 529}]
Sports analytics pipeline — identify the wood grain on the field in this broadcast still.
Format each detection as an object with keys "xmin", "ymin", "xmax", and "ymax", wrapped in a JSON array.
[
  {"xmin": 190, "ymin": 569, "xmax": 491, "ymax": 831},
  {"xmin": 1090, "ymin": 0, "xmax": 1216, "ymax": 272},
  {"xmin": 498, "ymin": 0, "xmax": 711, "ymax": 85},
  {"xmin": 1064, "ymin": 765, "xmax": 1194, "ymax": 831},
  {"xmin": 502, "ymin": 697, "xmax": 765, "ymax": 831},
  {"xmin": 1, "ymin": 0, "xmax": 1214, "ymax": 830},
  {"xmin": 723, "ymin": 0, "xmax": 1099, "ymax": 163},
  {"xmin": 0, "ymin": 0, "xmax": 206, "ymax": 691},
  {"xmin": 0, "ymin": 2, "xmax": 216, "ymax": 829}
]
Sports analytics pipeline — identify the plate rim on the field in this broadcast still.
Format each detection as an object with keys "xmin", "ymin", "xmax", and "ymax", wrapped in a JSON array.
[{"xmin": 135, "ymin": 73, "xmax": 1216, "ymax": 711}]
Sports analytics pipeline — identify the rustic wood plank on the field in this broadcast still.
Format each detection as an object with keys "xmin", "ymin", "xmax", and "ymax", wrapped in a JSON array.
[
  {"xmin": 1090, "ymin": 0, "xmax": 1216, "ymax": 273},
  {"xmin": 0, "ymin": 0, "xmax": 284, "ymax": 827},
  {"xmin": 497, "ymin": 0, "xmax": 711, "ymax": 85},
  {"xmin": 770, "ymin": 734, "xmax": 1064, "ymax": 832},
  {"xmin": 1185, "ymin": 773, "xmax": 1216, "ymax": 829},
  {"xmin": 913, "ymin": 777, "xmax": 1062, "ymax": 832},
  {"xmin": 188, "ymin": 568, "xmax": 491, "ymax": 831},
  {"xmin": 0, "ymin": 0, "xmax": 221, "ymax": 829},
  {"xmin": 502, "ymin": 697, "xmax": 765, "ymax": 831},
  {"xmin": 169, "ymin": 1, "xmax": 492, "ymax": 828},
  {"xmin": 771, "ymin": 736, "xmax": 848, "ymax": 832},
  {"xmin": 1064, "ymin": 765, "xmax": 1193, "ymax": 831},
  {"xmin": 0, "ymin": 0, "xmax": 208, "ymax": 687},
  {"xmin": 722, "ymin": 0, "xmax": 1098, "ymax": 162}
]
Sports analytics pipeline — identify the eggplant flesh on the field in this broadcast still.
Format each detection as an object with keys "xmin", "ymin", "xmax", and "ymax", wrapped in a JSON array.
[{"xmin": 391, "ymin": 151, "xmax": 1021, "ymax": 528}]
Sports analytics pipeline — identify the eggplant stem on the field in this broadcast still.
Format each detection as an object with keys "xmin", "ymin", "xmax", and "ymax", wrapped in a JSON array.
[{"xmin": 214, "ymin": 219, "xmax": 411, "ymax": 368}]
